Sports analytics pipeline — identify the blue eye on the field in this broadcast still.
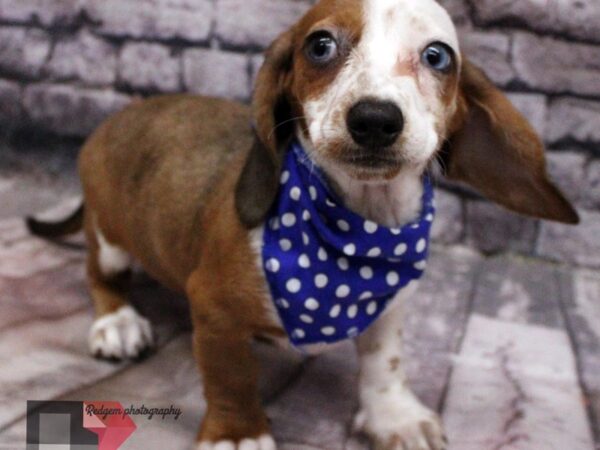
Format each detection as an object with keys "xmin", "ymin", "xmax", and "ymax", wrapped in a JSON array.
[
  {"xmin": 306, "ymin": 32, "xmax": 339, "ymax": 64},
  {"xmin": 422, "ymin": 43, "xmax": 453, "ymax": 72}
]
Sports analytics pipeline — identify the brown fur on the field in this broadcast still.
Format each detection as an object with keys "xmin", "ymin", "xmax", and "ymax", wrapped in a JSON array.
[
  {"xmin": 443, "ymin": 61, "xmax": 579, "ymax": 223},
  {"xmin": 79, "ymin": 95, "xmax": 277, "ymax": 441},
  {"xmin": 291, "ymin": 0, "xmax": 364, "ymax": 103}
]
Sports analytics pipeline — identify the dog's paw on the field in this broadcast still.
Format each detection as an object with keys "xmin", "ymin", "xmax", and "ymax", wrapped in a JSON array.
[
  {"xmin": 354, "ymin": 389, "xmax": 446, "ymax": 450},
  {"xmin": 88, "ymin": 305, "xmax": 154, "ymax": 360},
  {"xmin": 196, "ymin": 434, "xmax": 276, "ymax": 450}
]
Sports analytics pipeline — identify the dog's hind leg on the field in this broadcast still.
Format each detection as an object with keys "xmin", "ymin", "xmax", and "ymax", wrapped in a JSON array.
[{"xmin": 84, "ymin": 214, "xmax": 154, "ymax": 360}]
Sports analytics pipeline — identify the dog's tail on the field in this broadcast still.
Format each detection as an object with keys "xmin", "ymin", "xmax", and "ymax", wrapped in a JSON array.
[{"xmin": 26, "ymin": 203, "xmax": 85, "ymax": 239}]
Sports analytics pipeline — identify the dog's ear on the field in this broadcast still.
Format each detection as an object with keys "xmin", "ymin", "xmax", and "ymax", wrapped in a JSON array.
[
  {"xmin": 443, "ymin": 60, "xmax": 579, "ymax": 224},
  {"xmin": 235, "ymin": 29, "xmax": 295, "ymax": 228}
]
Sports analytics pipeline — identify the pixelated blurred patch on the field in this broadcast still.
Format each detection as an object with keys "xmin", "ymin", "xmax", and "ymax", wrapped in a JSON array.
[
  {"xmin": 26, "ymin": 401, "xmax": 97, "ymax": 450},
  {"xmin": 26, "ymin": 400, "xmax": 136, "ymax": 450}
]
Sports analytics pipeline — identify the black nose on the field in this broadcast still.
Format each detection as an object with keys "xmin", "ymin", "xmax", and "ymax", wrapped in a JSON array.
[{"xmin": 346, "ymin": 100, "xmax": 404, "ymax": 148}]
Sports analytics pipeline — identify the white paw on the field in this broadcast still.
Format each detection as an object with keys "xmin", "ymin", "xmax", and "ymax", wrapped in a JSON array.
[
  {"xmin": 354, "ymin": 389, "xmax": 446, "ymax": 450},
  {"xmin": 197, "ymin": 434, "xmax": 276, "ymax": 450},
  {"xmin": 89, "ymin": 305, "xmax": 154, "ymax": 360}
]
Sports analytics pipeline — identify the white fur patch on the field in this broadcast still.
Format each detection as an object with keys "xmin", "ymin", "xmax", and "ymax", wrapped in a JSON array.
[
  {"xmin": 358, "ymin": 0, "xmax": 456, "ymax": 158},
  {"xmin": 96, "ymin": 227, "xmax": 130, "ymax": 276},
  {"xmin": 197, "ymin": 434, "xmax": 276, "ymax": 450},
  {"xmin": 88, "ymin": 305, "xmax": 154, "ymax": 360},
  {"xmin": 355, "ymin": 283, "xmax": 446, "ymax": 449},
  {"xmin": 353, "ymin": 387, "xmax": 446, "ymax": 450}
]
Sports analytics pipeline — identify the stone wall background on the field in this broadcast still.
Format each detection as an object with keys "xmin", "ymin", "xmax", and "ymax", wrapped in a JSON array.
[{"xmin": 1, "ymin": 0, "xmax": 599, "ymax": 266}]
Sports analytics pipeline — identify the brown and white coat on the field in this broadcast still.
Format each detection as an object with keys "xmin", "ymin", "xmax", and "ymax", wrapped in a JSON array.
[{"xmin": 28, "ymin": 0, "xmax": 578, "ymax": 449}]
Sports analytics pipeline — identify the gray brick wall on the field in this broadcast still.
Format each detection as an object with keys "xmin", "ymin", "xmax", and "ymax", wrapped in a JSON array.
[{"xmin": 1, "ymin": 0, "xmax": 599, "ymax": 267}]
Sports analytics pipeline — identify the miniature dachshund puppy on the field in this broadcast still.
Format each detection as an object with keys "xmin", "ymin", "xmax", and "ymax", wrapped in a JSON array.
[{"xmin": 28, "ymin": 0, "xmax": 578, "ymax": 449}]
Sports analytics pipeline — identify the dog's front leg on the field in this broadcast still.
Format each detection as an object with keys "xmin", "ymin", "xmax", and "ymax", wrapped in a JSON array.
[
  {"xmin": 188, "ymin": 277, "xmax": 275, "ymax": 450},
  {"xmin": 354, "ymin": 284, "xmax": 446, "ymax": 450},
  {"xmin": 193, "ymin": 330, "xmax": 275, "ymax": 450}
]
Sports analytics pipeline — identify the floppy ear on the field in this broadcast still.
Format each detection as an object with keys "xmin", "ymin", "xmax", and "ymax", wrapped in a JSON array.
[
  {"xmin": 235, "ymin": 29, "xmax": 296, "ymax": 228},
  {"xmin": 443, "ymin": 60, "xmax": 579, "ymax": 224}
]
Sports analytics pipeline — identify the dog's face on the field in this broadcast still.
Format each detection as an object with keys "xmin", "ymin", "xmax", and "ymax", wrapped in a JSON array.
[
  {"xmin": 236, "ymin": 0, "xmax": 579, "ymax": 228},
  {"xmin": 293, "ymin": 0, "xmax": 460, "ymax": 181}
]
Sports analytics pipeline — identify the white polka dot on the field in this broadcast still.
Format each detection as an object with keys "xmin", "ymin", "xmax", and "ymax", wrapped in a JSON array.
[
  {"xmin": 329, "ymin": 304, "xmax": 341, "ymax": 318},
  {"xmin": 318, "ymin": 247, "xmax": 328, "ymax": 261},
  {"xmin": 300, "ymin": 314, "xmax": 314, "ymax": 324},
  {"xmin": 279, "ymin": 239, "xmax": 292, "ymax": 251},
  {"xmin": 298, "ymin": 254, "xmax": 311, "ymax": 268},
  {"xmin": 309, "ymin": 186, "xmax": 317, "ymax": 200},
  {"xmin": 337, "ymin": 220, "xmax": 350, "ymax": 232},
  {"xmin": 282, "ymin": 213, "xmax": 296, "ymax": 227},
  {"xmin": 347, "ymin": 304, "xmax": 358, "ymax": 319},
  {"xmin": 426, "ymin": 213, "xmax": 434, "ymax": 222},
  {"xmin": 416, "ymin": 238, "xmax": 427, "ymax": 253},
  {"xmin": 364, "ymin": 220, "xmax": 378, "ymax": 234},
  {"xmin": 269, "ymin": 217, "xmax": 279, "ymax": 230},
  {"xmin": 280, "ymin": 171, "xmax": 290, "ymax": 184},
  {"xmin": 347, "ymin": 327, "xmax": 359, "ymax": 337},
  {"xmin": 292, "ymin": 328, "xmax": 305, "ymax": 339},
  {"xmin": 360, "ymin": 266, "xmax": 373, "ymax": 279},
  {"xmin": 286, "ymin": 278, "xmax": 301, "ymax": 293},
  {"xmin": 337, "ymin": 257, "xmax": 349, "ymax": 271},
  {"xmin": 305, "ymin": 298, "xmax": 319, "ymax": 311},
  {"xmin": 276, "ymin": 298, "xmax": 290, "ymax": 309},
  {"xmin": 315, "ymin": 274, "xmax": 328, "ymax": 288},
  {"xmin": 390, "ymin": 228, "xmax": 401, "ymax": 235},
  {"xmin": 302, "ymin": 210, "xmax": 311, "ymax": 221},
  {"xmin": 386, "ymin": 271, "xmax": 400, "ymax": 286},
  {"xmin": 367, "ymin": 247, "xmax": 382, "ymax": 257},
  {"xmin": 343, "ymin": 243, "xmax": 356, "ymax": 256},
  {"xmin": 302, "ymin": 232, "xmax": 310, "ymax": 246},
  {"xmin": 359, "ymin": 291, "xmax": 373, "ymax": 301},
  {"xmin": 414, "ymin": 260, "xmax": 427, "ymax": 270},
  {"xmin": 321, "ymin": 326, "xmax": 336, "ymax": 336},
  {"xmin": 326, "ymin": 198, "xmax": 336, "ymax": 207},
  {"xmin": 394, "ymin": 243, "xmax": 407, "ymax": 256},
  {"xmin": 265, "ymin": 258, "xmax": 280, "ymax": 273},
  {"xmin": 366, "ymin": 301, "xmax": 377, "ymax": 315},
  {"xmin": 290, "ymin": 187, "xmax": 301, "ymax": 201},
  {"xmin": 336, "ymin": 284, "xmax": 350, "ymax": 298}
]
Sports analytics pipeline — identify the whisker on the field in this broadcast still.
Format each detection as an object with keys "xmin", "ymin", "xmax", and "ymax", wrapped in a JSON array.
[
  {"xmin": 433, "ymin": 140, "xmax": 450, "ymax": 175},
  {"xmin": 267, "ymin": 116, "xmax": 307, "ymax": 139},
  {"xmin": 426, "ymin": 152, "xmax": 447, "ymax": 189}
]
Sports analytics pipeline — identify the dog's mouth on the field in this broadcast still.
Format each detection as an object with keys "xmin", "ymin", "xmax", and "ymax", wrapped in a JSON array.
[
  {"xmin": 336, "ymin": 149, "xmax": 404, "ymax": 180},
  {"xmin": 340, "ymin": 148, "xmax": 403, "ymax": 170}
]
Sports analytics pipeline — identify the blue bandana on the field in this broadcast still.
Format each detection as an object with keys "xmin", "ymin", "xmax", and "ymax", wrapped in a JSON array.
[{"xmin": 261, "ymin": 142, "xmax": 435, "ymax": 347}]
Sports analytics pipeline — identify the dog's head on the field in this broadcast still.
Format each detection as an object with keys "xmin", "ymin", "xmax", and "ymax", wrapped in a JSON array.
[{"xmin": 236, "ymin": 0, "xmax": 579, "ymax": 227}]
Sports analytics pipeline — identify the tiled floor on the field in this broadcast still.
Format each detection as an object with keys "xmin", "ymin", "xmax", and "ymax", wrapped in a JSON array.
[{"xmin": 0, "ymin": 163, "xmax": 598, "ymax": 450}]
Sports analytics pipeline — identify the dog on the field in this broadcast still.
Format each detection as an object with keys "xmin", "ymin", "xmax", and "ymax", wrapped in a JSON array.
[{"xmin": 27, "ymin": 0, "xmax": 579, "ymax": 448}]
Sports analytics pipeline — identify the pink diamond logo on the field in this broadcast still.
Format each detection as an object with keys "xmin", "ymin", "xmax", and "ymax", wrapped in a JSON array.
[{"xmin": 83, "ymin": 402, "xmax": 136, "ymax": 450}]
